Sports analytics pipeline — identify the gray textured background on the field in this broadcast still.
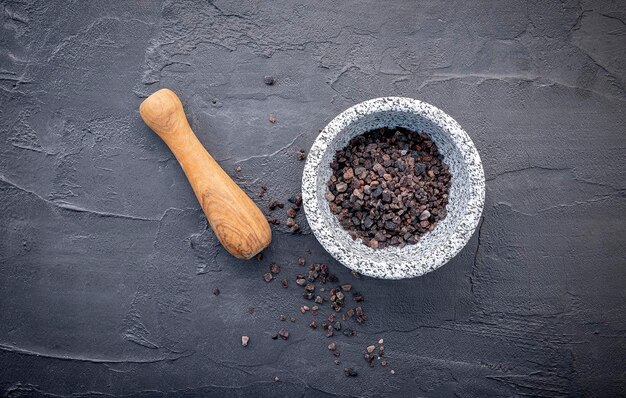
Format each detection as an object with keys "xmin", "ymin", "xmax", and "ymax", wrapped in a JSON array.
[{"xmin": 1, "ymin": 0, "xmax": 625, "ymax": 397}]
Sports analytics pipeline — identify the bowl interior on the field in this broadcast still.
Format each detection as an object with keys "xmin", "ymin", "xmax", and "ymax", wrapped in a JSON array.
[{"xmin": 303, "ymin": 98, "xmax": 484, "ymax": 279}]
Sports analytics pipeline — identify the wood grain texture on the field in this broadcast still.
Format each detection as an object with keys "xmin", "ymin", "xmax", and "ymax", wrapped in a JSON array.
[{"xmin": 139, "ymin": 88, "xmax": 271, "ymax": 259}]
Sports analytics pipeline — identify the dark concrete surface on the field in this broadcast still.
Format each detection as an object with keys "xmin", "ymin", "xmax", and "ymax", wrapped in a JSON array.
[{"xmin": 1, "ymin": 0, "xmax": 625, "ymax": 396}]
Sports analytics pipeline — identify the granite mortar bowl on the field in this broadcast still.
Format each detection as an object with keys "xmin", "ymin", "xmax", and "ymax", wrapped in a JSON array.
[{"xmin": 302, "ymin": 97, "xmax": 485, "ymax": 279}]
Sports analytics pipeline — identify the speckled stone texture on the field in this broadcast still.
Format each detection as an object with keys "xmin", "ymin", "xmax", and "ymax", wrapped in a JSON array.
[
  {"xmin": 303, "ymin": 97, "xmax": 485, "ymax": 279},
  {"xmin": 1, "ymin": 0, "xmax": 625, "ymax": 397}
]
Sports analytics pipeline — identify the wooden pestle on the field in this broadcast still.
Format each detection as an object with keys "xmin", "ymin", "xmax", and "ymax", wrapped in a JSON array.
[{"xmin": 139, "ymin": 88, "xmax": 271, "ymax": 259}]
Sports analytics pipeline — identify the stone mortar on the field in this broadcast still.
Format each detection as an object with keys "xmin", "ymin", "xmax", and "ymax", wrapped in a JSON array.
[{"xmin": 302, "ymin": 97, "xmax": 485, "ymax": 279}]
